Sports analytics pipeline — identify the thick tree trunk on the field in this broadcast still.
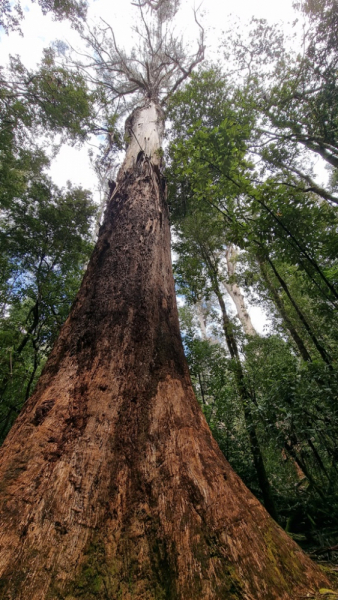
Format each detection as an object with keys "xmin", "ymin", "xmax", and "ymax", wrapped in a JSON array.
[{"xmin": 0, "ymin": 102, "xmax": 330, "ymax": 599}]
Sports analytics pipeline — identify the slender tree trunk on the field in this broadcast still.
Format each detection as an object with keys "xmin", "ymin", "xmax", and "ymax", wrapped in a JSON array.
[
  {"xmin": 212, "ymin": 284, "xmax": 279, "ymax": 522},
  {"xmin": 284, "ymin": 440, "xmax": 325, "ymax": 499},
  {"xmin": 224, "ymin": 245, "xmax": 257, "ymax": 336},
  {"xmin": 200, "ymin": 248, "xmax": 278, "ymax": 521},
  {"xmin": 0, "ymin": 405, "xmax": 19, "ymax": 442},
  {"xmin": 301, "ymin": 138, "xmax": 338, "ymax": 170},
  {"xmin": 266, "ymin": 256, "xmax": 332, "ymax": 365},
  {"xmin": 258, "ymin": 257, "xmax": 312, "ymax": 362},
  {"xmin": 0, "ymin": 298, "xmax": 40, "ymax": 400},
  {"xmin": 0, "ymin": 101, "xmax": 330, "ymax": 599},
  {"xmin": 196, "ymin": 301, "xmax": 208, "ymax": 340}
]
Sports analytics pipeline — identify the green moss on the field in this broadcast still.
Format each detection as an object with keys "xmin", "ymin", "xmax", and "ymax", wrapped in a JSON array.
[
  {"xmin": 51, "ymin": 538, "xmax": 109, "ymax": 600},
  {"xmin": 319, "ymin": 565, "xmax": 338, "ymax": 593},
  {"xmin": 208, "ymin": 559, "xmax": 244, "ymax": 599},
  {"xmin": 75, "ymin": 565, "xmax": 103, "ymax": 594},
  {"xmin": 262, "ymin": 524, "xmax": 294, "ymax": 590},
  {"xmin": 49, "ymin": 519, "xmax": 307, "ymax": 600},
  {"xmin": 0, "ymin": 569, "xmax": 27, "ymax": 597}
]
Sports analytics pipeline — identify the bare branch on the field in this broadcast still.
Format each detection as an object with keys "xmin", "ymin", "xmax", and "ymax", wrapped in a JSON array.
[{"xmin": 60, "ymin": 0, "xmax": 205, "ymax": 121}]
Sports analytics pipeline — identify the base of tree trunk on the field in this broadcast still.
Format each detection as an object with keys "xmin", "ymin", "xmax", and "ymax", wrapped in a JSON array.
[{"xmin": 0, "ymin": 166, "xmax": 330, "ymax": 599}]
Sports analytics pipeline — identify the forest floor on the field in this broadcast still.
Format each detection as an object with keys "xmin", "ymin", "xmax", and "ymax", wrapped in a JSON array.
[
  {"xmin": 292, "ymin": 533, "xmax": 338, "ymax": 598},
  {"xmin": 304, "ymin": 559, "xmax": 338, "ymax": 598}
]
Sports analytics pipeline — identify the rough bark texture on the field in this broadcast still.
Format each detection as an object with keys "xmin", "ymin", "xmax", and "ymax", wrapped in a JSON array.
[{"xmin": 0, "ymin": 105, "xmax": 331, "ymax": 599}]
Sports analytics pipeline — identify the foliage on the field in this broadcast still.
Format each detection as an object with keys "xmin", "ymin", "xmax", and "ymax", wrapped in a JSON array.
[
  {"xmin": 54, "ymin": 0, "xmax": 205, "ymax": 121},
  {"xmin": 0, "ymin": 14, "xmax": 98, "ymax": 442},
  {"xmin": 168, "ymin": 63, "xmax": 338, "ymax": 543},
  {"xmin": 0, "ymin": 0, "xmax": 87, "ymax": 35},
  {"xmin": 221, "ymin": 2, "xmax": 338, "ymax": 194},
  {"xmin": 0, "ymin": 51, "xmax": 97, "ymax": 152},
  {"xmin": 0, "ymin": 176, "xmax": 96, "ymax": 442},
  {"xmin": 179, "ymin": 301, "xmax": 338, "ymax": 541}
]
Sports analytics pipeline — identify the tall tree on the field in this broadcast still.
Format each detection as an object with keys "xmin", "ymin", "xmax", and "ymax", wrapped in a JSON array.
[{"xmin": 0, "ymin": 2, "xmax": 331, "ymax": 597}]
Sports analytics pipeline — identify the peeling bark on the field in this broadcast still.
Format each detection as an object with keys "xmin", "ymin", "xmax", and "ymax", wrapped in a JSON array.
[
  {"xmin": 0, "ymin": 103, "xmax": 330, "ymax": 599},
  {"xmin": 123, "ymin": 101, "xmax": 164, "ymax": 170}
]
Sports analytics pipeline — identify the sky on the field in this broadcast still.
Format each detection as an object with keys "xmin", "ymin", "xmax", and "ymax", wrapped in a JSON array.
[{"xmin": 0, "ymin": 0, "xmax": 303, "ymax": 334}]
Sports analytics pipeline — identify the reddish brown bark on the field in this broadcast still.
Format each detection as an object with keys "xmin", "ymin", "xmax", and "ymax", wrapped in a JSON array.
[{"xmin": 0, "ymin": 158, "xmax": 331, "ymax": 598}]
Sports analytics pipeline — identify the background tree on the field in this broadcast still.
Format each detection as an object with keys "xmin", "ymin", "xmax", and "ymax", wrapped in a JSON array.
[
  {"xmin": 173, "ymin": 211, "xmax": 278, "ymax": 520},
  {"xmin": 221, "ymin": 0, "xmax": 338, "ymax": 202},
  {"xmin": 0, "ymin": 178, "xmax": 96, "ymax": 441},
  {"xmin": 167, "ymin": 65, "xmax": 338, "ymax": 549}
]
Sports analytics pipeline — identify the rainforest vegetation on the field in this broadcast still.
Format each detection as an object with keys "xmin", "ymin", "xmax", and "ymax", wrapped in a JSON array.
[{"xmin": 1, "ymin": 0, "xmax": 338, "ymax": 577}]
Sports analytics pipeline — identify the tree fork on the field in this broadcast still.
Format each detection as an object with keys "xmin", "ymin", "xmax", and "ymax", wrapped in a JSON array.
[{"xmin": 0, "ymin": 103, "xmax": 331, "ymax": 599}]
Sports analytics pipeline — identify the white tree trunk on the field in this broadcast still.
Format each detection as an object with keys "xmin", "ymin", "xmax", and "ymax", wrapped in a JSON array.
[
  {"xmin": 196, "ymin": 301, "xmax": 208, "ymax": 340},
  {"xmin": 225, "ymin": 245, "xmax": 257, "ymax": 337},
  {"xmin": 121, "ymin": 101, "xmax": 164, "ymax": 172}
]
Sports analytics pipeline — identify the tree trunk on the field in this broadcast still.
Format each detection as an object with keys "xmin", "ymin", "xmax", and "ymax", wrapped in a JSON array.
[
  {"xmin": 211, "ymin": 284, "xmax": 279, "ymax": 522},
  {"xmin": 224, "ymin": 245, "xmax": 257, "ymax": 337},
  {"xmin": 258, "ymin": 257, "xmax": 312, "ymax": 362},
  {"xmin": 266, "ymin": 255, "xmax": 332, "ymax": 365},
  {"xmin": 196, "ymin": 301, "xmax": 208, "ymax": 340},
  {"xmin": 0, "ymin": 101, "xmax": 330, "ymax": 599}
]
